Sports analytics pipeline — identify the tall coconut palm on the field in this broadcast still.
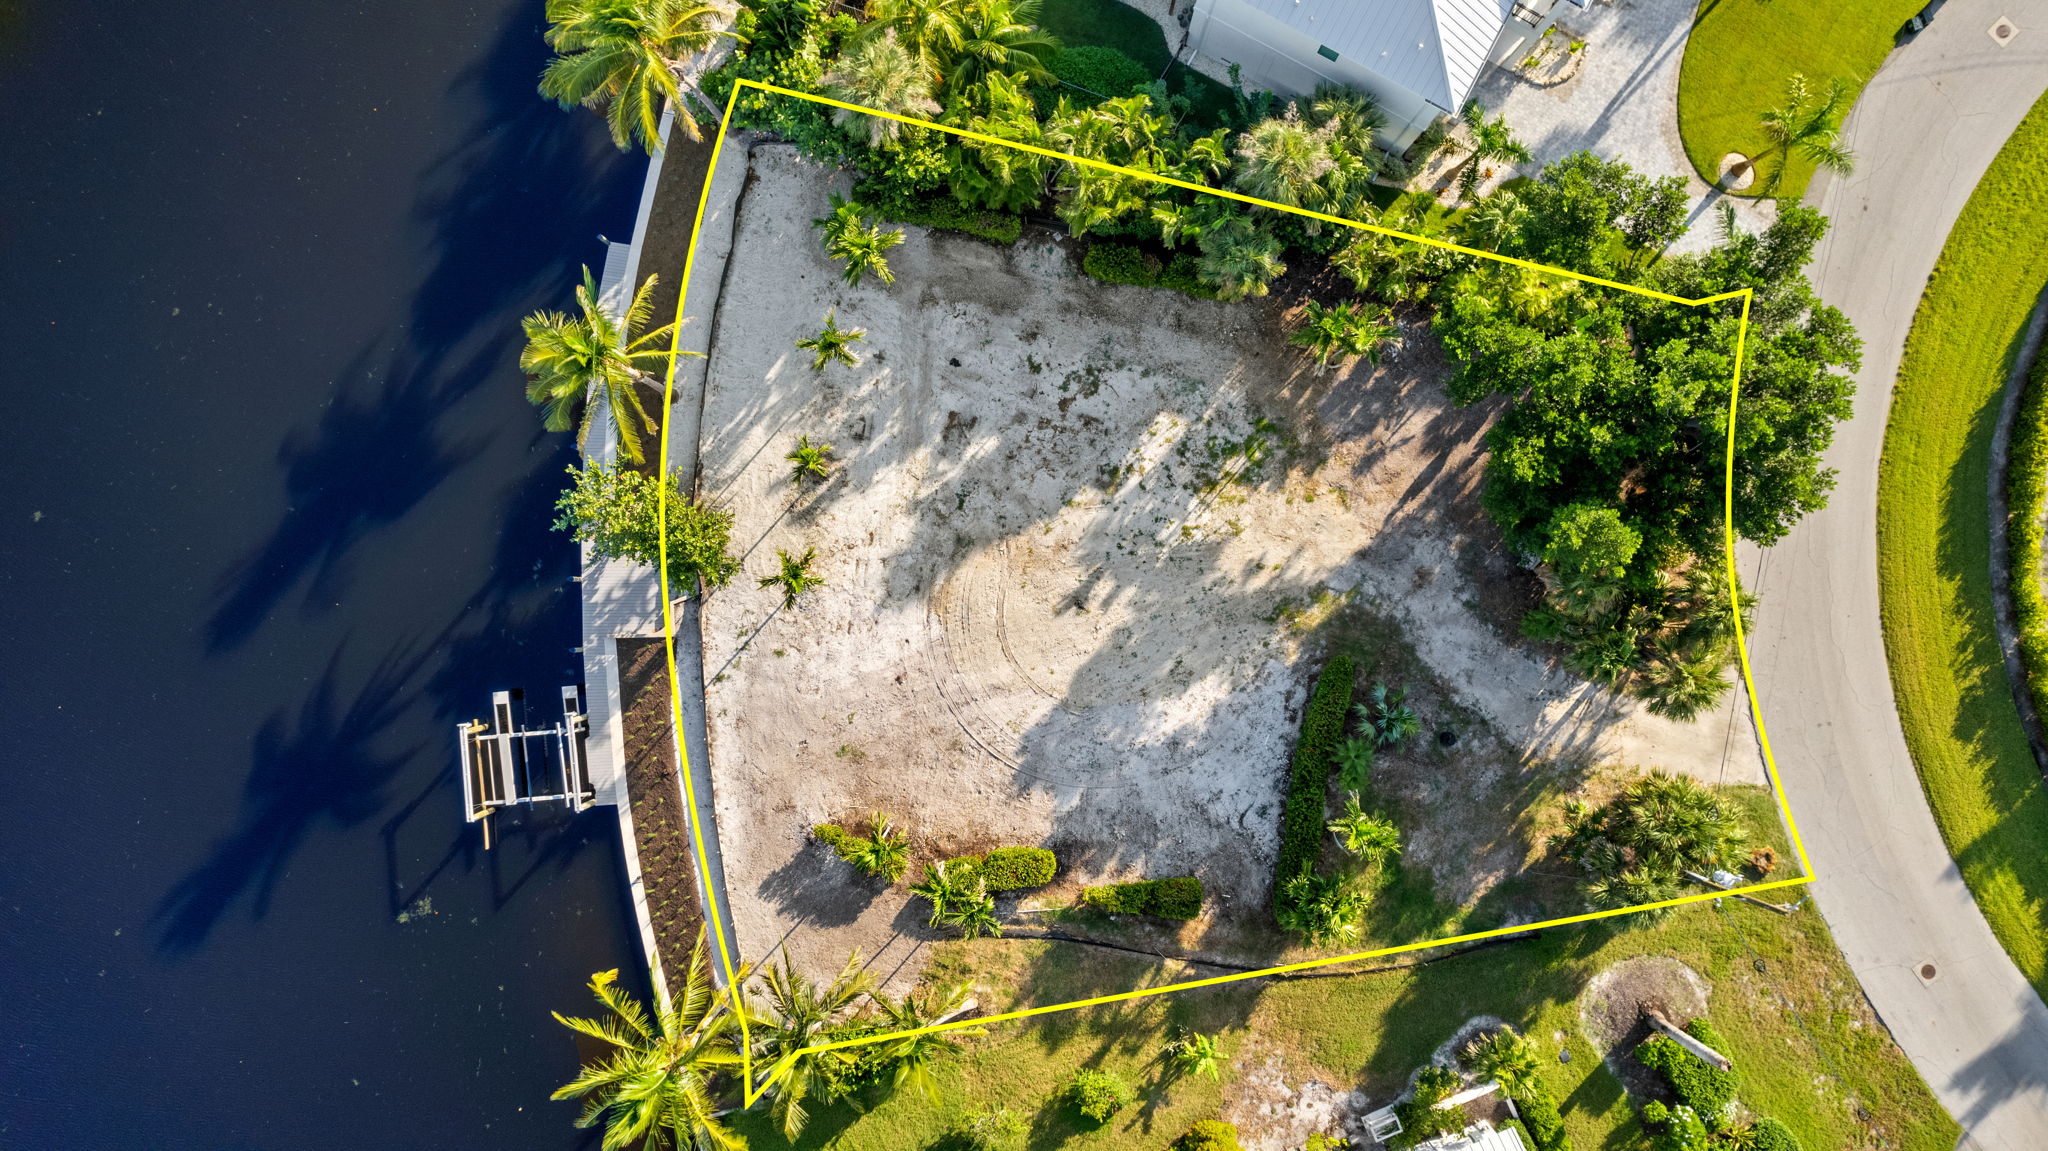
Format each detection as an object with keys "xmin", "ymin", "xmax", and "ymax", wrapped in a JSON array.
[
  {"xmin": 946, "ymin": 0, "xmax": 1059, "ymax": 96},
  {"xmin": 861, "ymin": 0, "xmax": 965, "ymax": 81},
  {"xmin": 819, "ymin": 28, "xmax": 940, "ymax": 145},
  {"xmin": 550, "ymin": 930, "xmax": 751, "ymax": 1151},
  {"xmin": 1753, "ymin": 73, "xmax": 1856, "ymax": 191},
  {"xmin": 879, "ymin": 982, "xmax": 982, "ymax": 1102},
  {"xmin": 521, "ymin": 266, "xmax": 679, "ymax": 465},
  {"xmin": 540, "ymin": 0, "xmax": 722, "ymax": 153},
  {"xmin": 1453, "ymin": 100, "xmax": 1531, "ymax": 201},
  {"xmin": 752, "ymin": 952, "xmax": 874, "ymax": 1141},
  {"xmin": 1232, "ymin": 104, "xmax": 1336, "ymax": 210}
]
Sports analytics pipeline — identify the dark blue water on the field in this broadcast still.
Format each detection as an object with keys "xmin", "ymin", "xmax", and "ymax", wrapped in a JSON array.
[{"xmin": 0, "ymin": 4, "xmax": 651, "ymax": 1147}]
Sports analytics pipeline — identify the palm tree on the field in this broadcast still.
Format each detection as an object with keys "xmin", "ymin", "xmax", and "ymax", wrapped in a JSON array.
[
  {"xmin": 1606, "ymin": 769, "xmax": 1747, "ymax": 873},
  {"xmin": 758, "ymin": 546, "xmax": 824, "ymax": 608},
  {"xmin": 909, "ymin": 859, "xmax": 980, "ymax": 926},
  {"xmin": 946, "ymin": 0, "xmax": 1059, "ymax": 96},
  {"xmin": 1752, "ymin": 73, "xmax": 1856, "ymax": 191},
  {"xmin": 813, "ymin": 195, "xmax": 906, "ymax": 287},
  {"xmin": 935, "ymin": 890, "xmax": 1002, "ymax": 939},
  {"xmin": 1637, "ymin": 647, "xmax": 1731, "ymax": 722},
  {"xmin": 879, "ymin": 982, "xmax": 982, "ymax": 1101},
  {"xmin": 1334, "ymin": 736, "xmax": 1376, "ymax": 793},
  {"xmin": 1460, "ymin": 189, "xmax": 1529, "ymax": 252},
  {"xmin": 550, "ymin": 930, "xmax": 749, "ymax": 1151},
  {"xmin": 844, "ymin": 811, "xmax": 910, "ymax": 882},
  {"xmin": 819, "ymin": 28, "xmax": 940, "ymax": 146},
  {"xmin": 862, "ymin": 0, "xmax": 966, "ymax": 82},
  {"xmin": 539, "ymin": 0, "xmax": 722, "ymax": 153},
  {"xmin": 1276, "ymin": 870, "xmax": 1366, "ymax": 945},
  {"xmin": 752, "ymin": 951, "xmax": 874, "ymax": 1141},
  {"xmin": 1327, "ymin": 794, "xmax": 1401, "ymax": 864},
  {"xmin": 1453, "ymin": 100, "xmax": 1532, "ymax": 201},
  {"xmin": 521, "ymin": 266, "xmax": 678, "ymax": 465},
  {"xmin": 1308, "ymin": 83, "xmax": 1387, "ymax": 157},
  {"xmin": 1196, "ymin": 214, "xmax": 1286, "ymax": 301},
  {"xmin": 1288, "ymin": 300, "xmax": 1397, "ymax": 369},
  {"xmin": 1461, "ymin": 1027, "xmax": 1542, "ymax": 1096},
  {"xmin": 786, "ymin": 435, "xmax": 835, "ymax": 486},
  {"xmin": 1232, "ymin": 104, "xmax": 1336, "ymax": 210},
  {"xmin": 796, "ymin": 311, "xmax": 866, "ymax": 369}
]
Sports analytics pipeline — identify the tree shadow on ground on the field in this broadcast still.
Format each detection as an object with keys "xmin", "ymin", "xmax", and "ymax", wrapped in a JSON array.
[{"xmin": 756, "ymin": 838, "xmax": 892, "ymax": 929}]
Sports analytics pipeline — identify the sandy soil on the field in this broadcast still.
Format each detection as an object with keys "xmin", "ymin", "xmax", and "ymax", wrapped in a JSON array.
[{"xmin": 696, "ymin": 145, "xmax": 1757, "ymax": 989}]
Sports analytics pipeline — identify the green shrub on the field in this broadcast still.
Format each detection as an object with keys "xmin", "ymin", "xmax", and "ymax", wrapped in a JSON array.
[
  {"xmin": 976, "ymin": 846, "xmax": 1057, "ymax": 890},
  {"xmin": 2008, "ymin": 349, "xmax": 2048, "ymax": 724},
  {"xmin": 1048, "ymin": 45, "xmax": 1152, "ymax": 101},
  {"xmin": 951, "ymin": 1106, "xmax": 1028, "ymax": 1151},
  {"xmin": 1065, "ymin": 1068, "xmax": 1133, "ymax": 1123},
  {"xmin": 1390, "ymin": 1066, "xmax": 1464, "ymax": 1148},
  {"xmin": 1513, "ymin": 1080, "xmax": 1572, "ymax": 1151},
  {"xmin": 1173, "ymin": 1119, "xmax": 1242, "ymax": 1151},
  {"xmin": 814, "ymin": 823, "xmax": 862, "ymax": 858},
  {"xmin": 1159, "ymin": 253, "xmax": 1219, "ymax": 298},
  {"xmin": 1636, "ymin": 1019, "xmax": 1738, "ymax": 1123},
  {"xmin": 1745, "ymin": 1116, "xmax": 1802, "ymax": 1151},
  {"xmin": 1083, "ymin": 242, "xmax": 1158, "ymax": 285},
  {"xmin": 1080, "ymin": 876, "xmax": 1204, "ymax": 919},
  {"xmin": 1273, "ymin": 656, "xmax": 1357, "ymax": 919},
  {"xmin": 855, "ymin": 183, "xmax": 1023, "ymax": 244}
]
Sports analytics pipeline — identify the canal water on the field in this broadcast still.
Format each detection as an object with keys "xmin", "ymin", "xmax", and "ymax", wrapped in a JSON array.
[{"xmin": 0, "ymin": 3, "xmax": 651, "ymax": 1147}]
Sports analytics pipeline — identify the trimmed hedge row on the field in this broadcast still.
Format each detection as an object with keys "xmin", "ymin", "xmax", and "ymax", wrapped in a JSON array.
[
  {"xmin": 1272, "ymin": 656, "xmax": 1357, "ymax": 917},
  {"xmin": 1081, "ymin": 242, "xmax": 1218, "ymax": 299},
  {"xmin": 857, "ymin": 184, "xmax": 1024, "ymax": 245},
  {"xmin": 1512, "ymin": 1080, "xmax": 1571, "ymax": 1151},
  {"xmin": 953, "ymin": 846, "xmax": 1058, "ymax": 891},
  {"xmin": 1047, "ymin": 45, "xmax": 1151, "ymax": 102},
  {"xmin": 1080, "ymin": 876, "xmax": 1203, "ymax": 919},
  {"xmin": 2007, "ymin": 346, "xmax": 2048, "ymax": 725},
  {"xmin": 1637, "ymin": 1018, "xmax": 1738, "ymax": 1120}
]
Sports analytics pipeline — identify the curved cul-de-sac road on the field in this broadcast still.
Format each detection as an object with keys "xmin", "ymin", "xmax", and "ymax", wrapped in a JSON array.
[{"xmin": 1743, "ymin": 1, "xmax": 2048, "ymax": 1144}]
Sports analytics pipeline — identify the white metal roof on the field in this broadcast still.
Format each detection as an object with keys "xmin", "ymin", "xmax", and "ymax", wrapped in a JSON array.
[{"xmin": 1231, "ymin": 0, "xmax": 1513, "ymax": 111}]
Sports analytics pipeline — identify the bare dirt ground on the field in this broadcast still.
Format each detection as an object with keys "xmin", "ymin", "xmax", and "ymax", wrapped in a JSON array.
[{"xmin": 695, "ymin": 145, "xmax": 1759, "ymax": 990}]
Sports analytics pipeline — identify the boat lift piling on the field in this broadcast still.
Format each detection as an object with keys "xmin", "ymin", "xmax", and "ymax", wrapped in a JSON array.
[{"xmin": 457, "ymin": 685, "xmax": 595, "ymax": 848}]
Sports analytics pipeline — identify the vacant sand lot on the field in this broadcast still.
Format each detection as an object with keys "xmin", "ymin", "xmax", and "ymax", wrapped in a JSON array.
[{"xmin": 696, "ymin": 146, "xmax": 1758, "ymax": 988}]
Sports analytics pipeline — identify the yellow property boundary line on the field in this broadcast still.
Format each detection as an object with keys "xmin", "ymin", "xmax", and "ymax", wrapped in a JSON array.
[{"xmin": 650, "ymin": 78, "xmax": 1814, "ymax": 1104}]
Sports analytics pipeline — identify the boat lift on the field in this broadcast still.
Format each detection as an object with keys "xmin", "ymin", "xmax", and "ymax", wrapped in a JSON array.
[{"xmin": 457, "ymin": 686, "xmax": 594, "ymax": 849}]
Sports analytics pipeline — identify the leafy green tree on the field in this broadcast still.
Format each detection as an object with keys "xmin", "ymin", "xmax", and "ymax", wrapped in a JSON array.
[
  {"xmin": 946, "ymin": 0, "xmax": 1059, "ymax": 96},
  {"xmin": 753, "ymin": 951, "xmax": 874, "ymax": 1141},
  {"xmin": 550, "ymin": 930, "xmax": 750, "ymax": 1151},
  {"xmin": 786, "ymin": 435, "xmax": 835, "ymax": 485},
  {"xmin": 554, "ymin": 463, "xmax": 740, "ymax": 596},
  {"xmin": 1543, "ymin": 501, "xmax": 1641, "ymax": 590},
  {"xmin": 1327, "ymin": 794, "xmax": 1401, "ymax": 864},
  {"xmin": 1289, "ymin": 300, "xmax": 1397, "ymax": 369},
  {"xmin": 813, "ymin": 195, "xmax": 906, "ymax": 286},
  {"xmin": 947, "ymin": 72, "xmax": 1056, "ymax": 211},
  {"xmin": 1162, "ymin": 1029, "xmax": 1224, "ymax": 1080},
  {"xmin": 1453, "ymin": 100, "xmax": 1532, "ymax": 201},
  {"xmin": 1755, "ymin": 73, "xmax": 1856, "ymax": 191},
  {"xmin": 758, "ymin": 546, "xmax": 825, "ymax": 607},
  {"xmin": 1196, "ymin": 214, "xmax": 1285, "ymax": 300},
  {"xmin": 521, "ymin": 267, "xmax": 679, "ymax": 465},
  {"xmin": 819, "ymin": 27, "xmax": 940, "ymax": 145},
  {"xmin": 540, "ymin": 0, "xmax": 722, "ymax": 152},
  {"xmin": 1065, "ymin": 1068, "xmax": 1134, "ymax": 1122},
  {"xmin": 796, "ymin": 310, "xmax": 867, "ymax": 368},
  {"xmin": 879, "ymin": 982, "xmax": 981, "ymax": 1101}
]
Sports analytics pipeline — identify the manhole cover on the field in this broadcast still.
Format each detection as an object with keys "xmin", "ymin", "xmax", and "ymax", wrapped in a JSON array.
[
  {"xmin": 1919, "ymin": 962, "xmax": 1939, "ymax": 980},
  {"xmin": 1436, "ymin": 729, "xmax": 1458, "ymax": 747},
  {"xmin": 1989, "ymin": 16, "xmax": 2019, "ymax": 46}
]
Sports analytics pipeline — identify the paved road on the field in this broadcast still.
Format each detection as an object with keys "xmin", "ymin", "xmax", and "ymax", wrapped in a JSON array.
[{"xmin": 1743, "ymin": 2, "xmax": 2048, "ymax": 1145}]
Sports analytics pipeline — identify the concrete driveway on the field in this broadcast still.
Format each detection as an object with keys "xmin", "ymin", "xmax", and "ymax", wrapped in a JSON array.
[{"xmin": 1739, "ymin": 1, "xmax": 2048, "ymax": 1145}]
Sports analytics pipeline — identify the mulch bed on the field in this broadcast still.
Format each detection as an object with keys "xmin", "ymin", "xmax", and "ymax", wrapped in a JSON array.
[{"xmin": 618, "ymin": 635, "xmax": 706, "ymax": 989}]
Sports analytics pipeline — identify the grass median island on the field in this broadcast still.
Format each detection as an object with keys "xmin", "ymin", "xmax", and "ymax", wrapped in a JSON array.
[
  {"xmin": 1876, "ymin": 88, "xmax": 2048, "ymax": 1000},
  {"xmin": 1674, "ymin": 0, "xmax": 1921, "ymax": 199}
]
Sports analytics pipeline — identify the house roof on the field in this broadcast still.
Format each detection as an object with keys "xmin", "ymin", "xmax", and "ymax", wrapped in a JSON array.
[{"xmin": 1230, "ymin": 0, "xmax": 1513, "ymax": 112}]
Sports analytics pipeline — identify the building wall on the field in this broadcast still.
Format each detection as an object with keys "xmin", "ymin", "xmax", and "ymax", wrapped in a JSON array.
[{"xmin": 1188, "ymin": 0, "xmax": 1445, "ymax": 151}]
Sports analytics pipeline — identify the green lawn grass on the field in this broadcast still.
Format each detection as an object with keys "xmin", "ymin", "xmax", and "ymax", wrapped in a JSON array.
[
  {"xmin": 1875, "ymin": 88, "xmax": 2048, "ymax": 1000},
  {"xmin": 1036, "ymin": 0, "xmax": 1235, "ymax": 128},
  {"xmin": 1674, "ymin": 0, "xmax": 1923, "ymax": 199},
  {"xmin": 727, "ymin": 790, "xmax": 1953, "ymax": 1150}
]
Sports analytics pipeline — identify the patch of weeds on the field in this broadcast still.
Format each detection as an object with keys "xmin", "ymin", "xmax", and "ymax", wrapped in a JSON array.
[{"xmin": 835, "ymin": 743, "xmax": 867, "ymax": 764}]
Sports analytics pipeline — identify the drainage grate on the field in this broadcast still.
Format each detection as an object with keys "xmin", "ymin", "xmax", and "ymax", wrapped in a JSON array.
[
  {"xmin": 1919, "ymin": 962, "xmax": 1939, "ymax": 980},
  {"xmin": 1989, "ymin": 16, "xmax": 2019, "ymax": 46}
]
